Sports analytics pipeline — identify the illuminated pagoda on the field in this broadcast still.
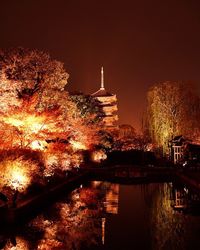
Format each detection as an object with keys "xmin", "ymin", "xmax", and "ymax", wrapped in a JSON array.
[{"xmin": 91, "ymin": 67, "xmax": 118, "ymax": 128}]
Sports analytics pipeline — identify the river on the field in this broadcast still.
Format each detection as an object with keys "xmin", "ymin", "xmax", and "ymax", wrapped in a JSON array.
[{"xmin": 1, "ymin": 181, "xmax": 200, "ymax": 250}]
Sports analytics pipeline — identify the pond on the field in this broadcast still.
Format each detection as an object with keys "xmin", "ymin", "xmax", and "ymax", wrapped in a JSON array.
[{"xmin": 1, "ymin": 181, "xmax": 200, "ymax": 250}]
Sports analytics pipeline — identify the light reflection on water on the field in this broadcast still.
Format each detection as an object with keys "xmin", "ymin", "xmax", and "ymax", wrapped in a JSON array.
[{"xmin": 1, "ymin": 181, "xmax": 200, "ymax": 250}]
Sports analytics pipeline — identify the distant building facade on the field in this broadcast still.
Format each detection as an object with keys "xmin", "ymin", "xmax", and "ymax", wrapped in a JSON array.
[
  {"xmin": 91, "ymin": 67, "xmax": 118, "ymax": 128},
  {"xmin": 169, "ymin": 135, "xmax": 200, "ymax": 165}
]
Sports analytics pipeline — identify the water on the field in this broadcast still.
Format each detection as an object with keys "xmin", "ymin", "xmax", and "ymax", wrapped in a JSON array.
[{"xmin": 1, "ymin": 181, "xmax": 200, "ymax": 250}]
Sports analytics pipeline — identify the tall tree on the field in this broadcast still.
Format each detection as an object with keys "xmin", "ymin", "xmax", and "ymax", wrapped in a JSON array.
[
  {"xmin": 0, "ymin": 47, "xmax": 100, "ymax": 156},
  {"xmin": 146, "ymin": 81, "xmax": 200, "ymax": 154},
  {"xmin": 0, "ymin": 47, "xmax": 69, "ymax": 111},
  {"xmin": 69, "ymin": 92, "xmax": 104, "ymax": 124},
  {"xmin": 0, "ymin": 47, "xmax": 103, "ymax": 194}
]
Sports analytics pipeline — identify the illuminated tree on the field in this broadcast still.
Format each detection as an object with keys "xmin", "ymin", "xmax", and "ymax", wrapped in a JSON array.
[
  {"xmin": 0, "ymin": 47, "xmax": 103, "ymax": 194},
  {"xmin": 0, "ymin": 47, "xmax": 68, "ymax": 111},
  {"xmin": 146, "ymin": 81, "xmax": 200, "ymax": 154},
  {"xmin": 69, "ymin": 93, "xmax": 113, "ymax": 155},
  {"xmin": 0, "ymin": 47, "xmax": 68, "ymax": 89},
  {"xmin": 0, "ymin": 47, "xmax": 100, "ymax": 151},
  {"xmin": 69, "ymin": 92, "xmax": 104, "ymax": 124},
  {"xmin": 0, "ymin": 157, "xmax": 40, "ymax": 192}
]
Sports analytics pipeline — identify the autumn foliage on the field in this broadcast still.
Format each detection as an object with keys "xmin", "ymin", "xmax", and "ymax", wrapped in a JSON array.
[{"xmin": 0, "ymin": 48, "xmax": 100, "ymax": 194}]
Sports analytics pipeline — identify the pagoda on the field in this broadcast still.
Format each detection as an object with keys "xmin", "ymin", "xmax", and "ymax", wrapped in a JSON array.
[{"xmin": 91, "ymin": 67, "xmax": 118, "ymax": 128}]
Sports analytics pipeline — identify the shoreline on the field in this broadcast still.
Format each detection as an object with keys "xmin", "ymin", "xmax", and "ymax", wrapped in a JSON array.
[{"xmin": 1, "ymin": 164, "xmax": 200, "ymax": 226}]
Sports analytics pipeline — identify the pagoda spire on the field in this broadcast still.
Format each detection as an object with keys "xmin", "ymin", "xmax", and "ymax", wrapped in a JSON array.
[{"xmin": 100, "ymin": 66, "xmax": 105, "ymax": 90}]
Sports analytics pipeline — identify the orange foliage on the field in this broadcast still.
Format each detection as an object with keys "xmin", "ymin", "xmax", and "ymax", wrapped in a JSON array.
[
  {"xmin": 0, "ymin": 48, "xmax": 102, "ymax": 193},
  {"xmin": 0, "ymin": 149, "xmax": 44, "ymax": 192}
]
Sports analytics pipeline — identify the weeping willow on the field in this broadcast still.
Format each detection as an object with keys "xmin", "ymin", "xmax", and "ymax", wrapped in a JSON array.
[{"xmin": 146, "ymin": 81, "xmax": 200, "ymax": 155}]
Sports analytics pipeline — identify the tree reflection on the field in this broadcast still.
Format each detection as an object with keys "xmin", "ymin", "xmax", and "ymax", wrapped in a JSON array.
[
  {"xmin": 1, "ymin": 182, "xmax": 200, "ymax": 250},
  {"xmin": 1, "ymin": 182, "xmax": 114, "ymax": 250},
  {"xmin": 149, "ymin": 183, "xmax": 200, "ymax": 250}
]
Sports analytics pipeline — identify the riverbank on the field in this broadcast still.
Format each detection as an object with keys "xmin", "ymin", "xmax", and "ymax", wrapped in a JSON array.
[
  {"xmin": 0, "ymin": 170, "xmax": 89, "ymax": 226},
  {"xmin": 2, "ymin": 164, "xmax": 200, "ymax": 226}
]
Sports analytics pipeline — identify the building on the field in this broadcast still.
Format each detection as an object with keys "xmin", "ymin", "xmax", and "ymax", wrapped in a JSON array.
[
  {"xmin": 91, "ymin": 67, "xmax": 118, "ymax": 128},
  {"xmin": 169, "ymin": 135, "xmax": 186, "ymax": 164},
  {"xmin": 169, "ymin": 135, "xmax": 200, "ymax": 165}
]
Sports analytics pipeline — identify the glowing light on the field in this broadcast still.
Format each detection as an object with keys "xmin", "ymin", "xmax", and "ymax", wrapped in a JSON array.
[
  {"xmin": 46, "ymin": 155, "xmax": 59, "ymax": 166},
  {"xmin": 70, "ymin": 140, "xmax": 87, "ymax": 150},
  {"xmin": 4, "ymin": 236, "xmax": 29, "ymax": 250},
  {"xmin": 71, "ymin": 152, "xmax": 84, "ymax": 168},
  {"xmin": 92, "ymin": 181, "xmax": 102, "ymax": 187},
  {"xmin": 105, "ymin": 184, "xmax": 119, "ymax": 214},
  {"xmin": 91, "ymin": 150, "xmax": 107, "ymax": 163},
  {"xmin": 102, "ymin": 218, "xmax": 106, "ymax": 245},
  {"xmin": 3, "ymin": 114, "xmax": 46, "ymax": 133},
  {"xmin": 30, "ymin": 140, "xmax": 47, "ymax": 150},
  {"xmin": 10, "ymin": 167, "xmax": 28, "ymax": 190},
  {"xmin": 60, "ymin": 158, "xmax": 71, "ymax": 169},
  {"xmin": 43, "ymin": 155, "xmax": 60, "ymax": 177},
  {"xmin": 7, "ymin": 162, "xmax": 31, "ymax": 191},
  {"xmin": 0, "ymin": 158, "xmax": 39, "ymax": 192}
]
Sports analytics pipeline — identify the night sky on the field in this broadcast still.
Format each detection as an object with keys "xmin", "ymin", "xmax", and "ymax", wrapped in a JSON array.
[{"xmin": 1, "ymin": 0, "xmax": 200, "ymax": 132}]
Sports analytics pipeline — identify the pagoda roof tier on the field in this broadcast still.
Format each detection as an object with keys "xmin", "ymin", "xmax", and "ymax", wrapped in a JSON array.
[
  {"xmin": 94, "ymin": 94, "xmax": 117, "ymax": 104},
  {"xmin": 98, "ymin": 103, "xmax": 117, "ymax": 107},
  {"xmin": 102, "ymin": 115, "xmax": 118, "ymax": 126},
  {"xmin": 92, "ymin": 88, "xmax": 114, "ymax": 97},
  {"xmin": 102, "ymin": 105, "xmax": 118, "ymax": 113}
]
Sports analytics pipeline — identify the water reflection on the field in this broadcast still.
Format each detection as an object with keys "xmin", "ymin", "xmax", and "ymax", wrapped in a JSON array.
[
  {"xmin": 104, "ymin": 183, "xmax": 119, "ymax": 214},
  {"xmin": 1, "ymin": 181, "xmax": 200, "ymax": 249},
  {"xmin": 171, "ymin": 183, "xmax": 200, "ymax": 215},
  {"xmin": 0, "ymin": 182, "xmax": 118, "ymax": 250},
  {"xmin": 150, "ymin": 183, "xmax": 200, "ymax": 250}
]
